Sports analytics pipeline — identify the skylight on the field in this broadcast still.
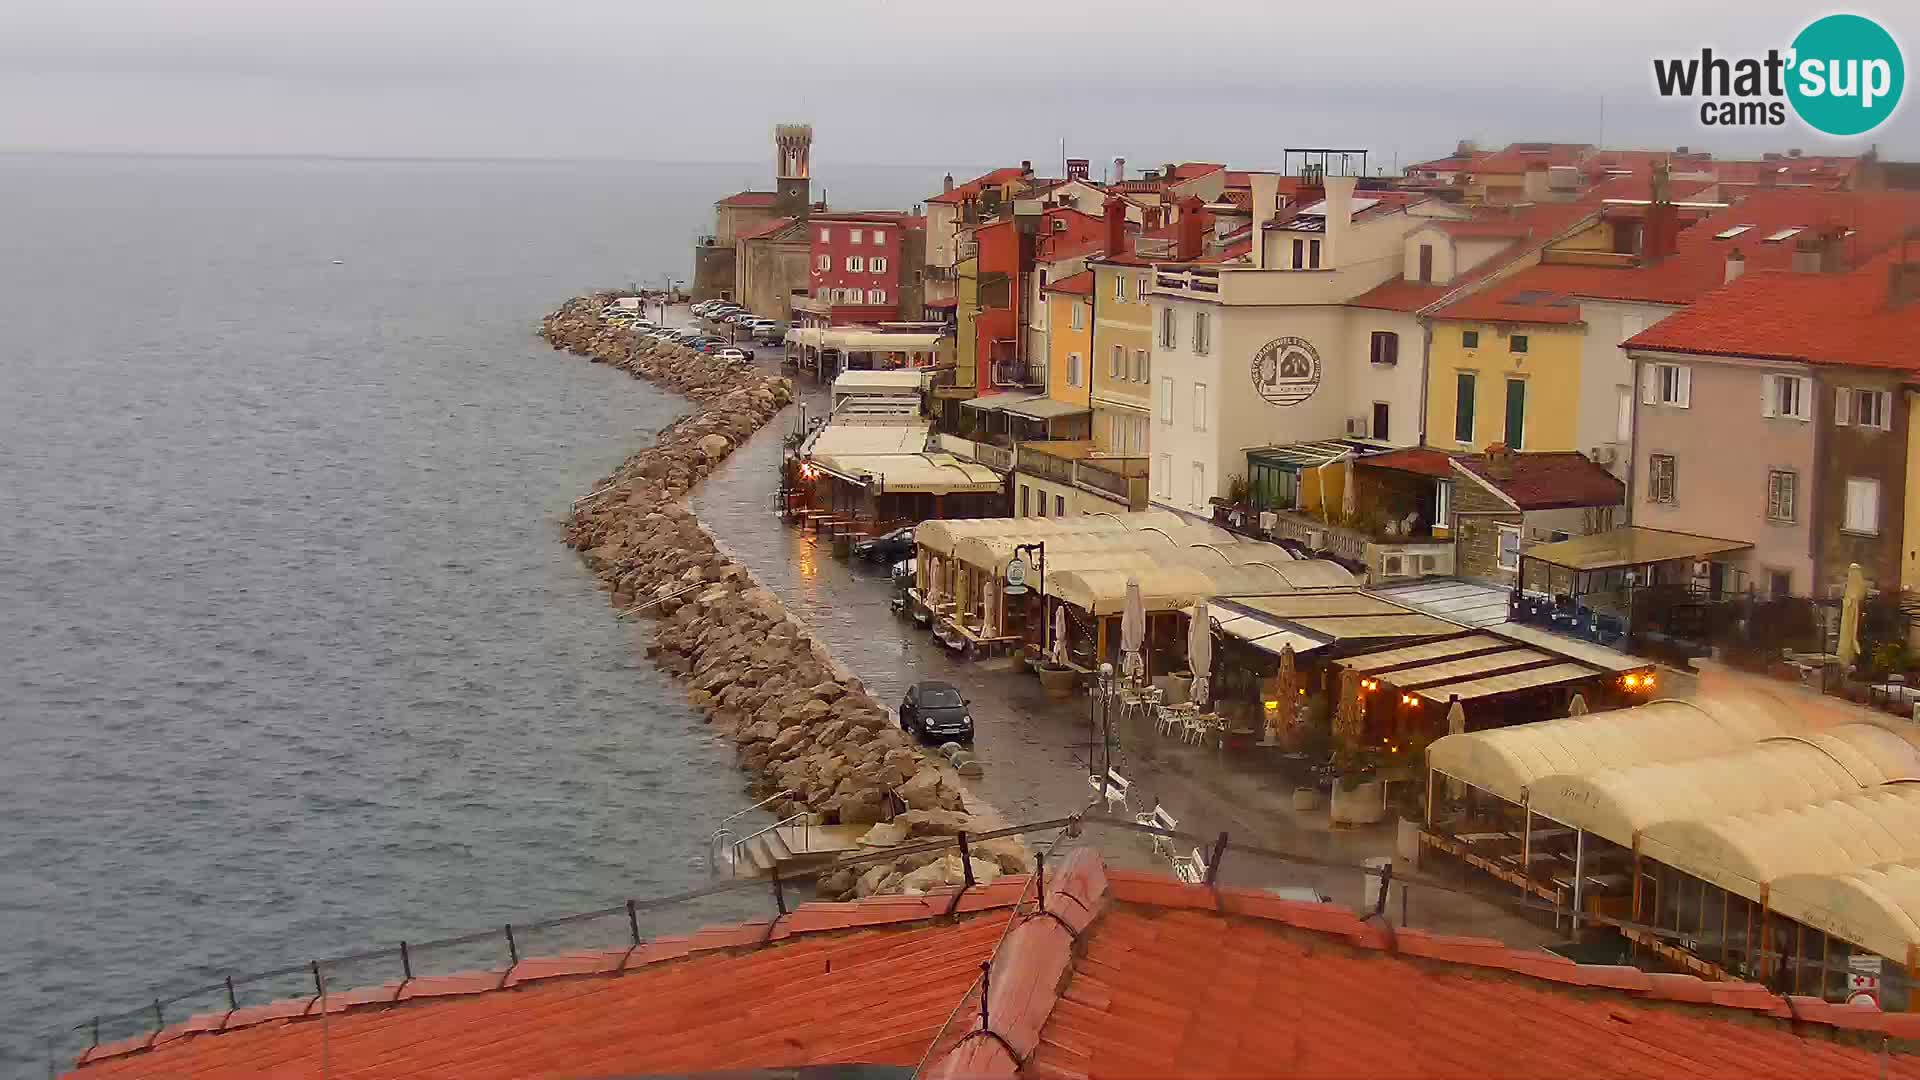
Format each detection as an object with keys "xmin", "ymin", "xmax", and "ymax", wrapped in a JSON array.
[
  {"xmin": 1762, "ymin": 227, "xmax": 1803, "ymax": 243},
  {"xmin": 1714, "ymin": 224, "xmax": 1754, "ymax": 239}
]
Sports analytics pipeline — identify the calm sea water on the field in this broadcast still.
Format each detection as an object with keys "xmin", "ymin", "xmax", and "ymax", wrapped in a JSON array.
[{"xmin": 0, "ymin": 152, "xmax": 940, "ymax": 1071}]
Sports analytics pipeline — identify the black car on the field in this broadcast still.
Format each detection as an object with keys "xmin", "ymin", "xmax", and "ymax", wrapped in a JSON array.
[
  {"xmin": 854, "ymin": 526, "xmax": 915, "ymax": 563},
  {"xmin": 899, "ymin": 680, "xmax": 973, "ymax": 744}
]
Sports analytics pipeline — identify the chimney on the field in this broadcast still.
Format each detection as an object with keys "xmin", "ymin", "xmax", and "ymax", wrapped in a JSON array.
[
  {"xmin": 1725, "ymin": 247, "xmax": 1746, "ymax": 283},
  {"xmin": 1789, "ymin": 148, "xmax": 1803, "ymax": 158},
  {"xmin": 1103, "ymin": 195, "xmax": 1128, "ymax": 259},
  {"xmin": 1641, "ymin": 161, "xmax": 1680, "ymax": 263},
  {"xmin": 1066, "ymin": 158, "xmax": 1090, "ymax": 182},
  {"xmin": 1020, "ymin": 160, "xmax": 1033, "ymax": 175},
  {"xmin": 1176, "ymin": 196, "xmax": 1208, "ymax": 261},
  {"xmin": 1483, "ymin": 443, "xmax": 1514, "ymax": 481},
  {"xmin": 1113, "ymin": 157, "xmax": 1125, "ymax": 183},
  {"xmin": 943, "ymin": 173, "xmax": 955, "ymax": 194},
  {"xmin": 1323, "ymin": 174, "xmax": 1357, "ymax": 270},
  {"xmin": 1249, "ymin": 173, "xmax": 1282, "ymax": 269}
]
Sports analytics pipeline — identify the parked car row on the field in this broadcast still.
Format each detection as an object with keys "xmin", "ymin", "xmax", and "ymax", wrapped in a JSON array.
[{"xmin": 692, "ymin": 300, "xmax": 786, "ymax": 344}]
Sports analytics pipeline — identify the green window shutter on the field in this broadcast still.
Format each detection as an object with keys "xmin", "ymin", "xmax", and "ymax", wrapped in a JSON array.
[
  {"xmin": 1454, "ymin": 373, "xmax": 1475, "ymax": 443},
  {"xmin": 1505, "ymin": 379, "xmax": 1526, "ymax": 449}
]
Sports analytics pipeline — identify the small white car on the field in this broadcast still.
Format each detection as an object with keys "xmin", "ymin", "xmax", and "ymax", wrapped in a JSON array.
[{"xmin": 716, "ymin": 348, "xmax": 749, "ymax": 362}]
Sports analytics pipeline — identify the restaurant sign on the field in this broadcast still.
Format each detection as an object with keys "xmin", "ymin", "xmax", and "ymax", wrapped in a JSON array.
[{"xmin": 1251, "ymin": 336, "xmax": 1322, "ymax": 407}]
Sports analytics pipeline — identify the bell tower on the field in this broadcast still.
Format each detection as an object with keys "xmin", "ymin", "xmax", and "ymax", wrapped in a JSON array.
[{"xmin": 775, "ymin": 124, "xmax": 813, "ymax": 219}]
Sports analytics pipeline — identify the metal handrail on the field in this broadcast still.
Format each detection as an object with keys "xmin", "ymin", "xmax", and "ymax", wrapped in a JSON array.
[
  {"xmin": 707, "ymin": 791, "xmax": 796, "ymax": 877},
  {"xmin": 732, "ymin": 811, "xmax": 811, "ymax": 872},
  {"xmin": 716, "ymin": 789, "xmax": 796, "ymax": 830}
]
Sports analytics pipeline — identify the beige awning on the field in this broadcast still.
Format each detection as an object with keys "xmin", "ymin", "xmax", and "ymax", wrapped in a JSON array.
[
  {"xmin": 1206, "ymin": 610, "xmax": 1332, "ymax": 657},
  {"xmin": 811, "ymin": 452, "xmax": 1003, "ymax": 495},
  {"xmin": 1049, "ymin": 561, "xmax": 1350, "ymax": 616},
  {"xmin": 1413, "ymin": 662, "xmax": 1600, "ymax": 704},
  {"xmin": 1003, "ymin": 397, "xmax": 1091, "ymax": 421},
  {"xmin": 914, "ymin": 511, "xmax": 1187, "ymax": 557},
  {"xmin": 1342, "ymin": 634, "xmax": 1511, "ymax": 672},
  {"xmin": 1771, "ymin": 860, "xmax": 1920, "ymax": 969},
  {"xmin": 807, "ymin": 422, "xmax": 931, "ymax": 457},
  {"xmin": 1522, "ymin": 526, "xmax": 1752, "ymax": 572}
]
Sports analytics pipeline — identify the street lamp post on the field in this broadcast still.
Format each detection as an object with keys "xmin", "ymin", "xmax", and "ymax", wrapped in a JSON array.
[{"xmin": 1011, "ymin": 540, "xmax": 1045, "ymax": 658}]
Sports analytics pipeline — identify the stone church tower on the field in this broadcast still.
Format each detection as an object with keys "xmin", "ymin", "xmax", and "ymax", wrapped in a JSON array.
[{"xmin": 774, "ymin": 124, "xmax": 813, "ymax": 220}]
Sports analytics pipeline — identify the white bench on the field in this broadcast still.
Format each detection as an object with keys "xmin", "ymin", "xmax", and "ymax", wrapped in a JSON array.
[
  {"xmin": 1089, "ymin": 768, "xmax": 1130, "ymax": 814},
  {"xmin": 1135, "ymin": 802, "xmax": 1179, "ymax": 860},
  {"xmin": 1173, "ymin": 845, "xmax": 1210, "ymax": 885}
]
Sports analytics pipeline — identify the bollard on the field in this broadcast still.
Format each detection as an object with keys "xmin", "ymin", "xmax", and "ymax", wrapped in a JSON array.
[{"xmin": 1205, "ymin": 832, "xmax": 1229, "ymax": 886}]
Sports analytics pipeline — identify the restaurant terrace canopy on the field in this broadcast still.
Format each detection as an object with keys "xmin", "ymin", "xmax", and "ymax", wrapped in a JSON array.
[
  {"xmin": 915, "ymin": 512, "xmax": 1187, "ymax": 557},
  {"xmin": 1048, "ymin": 561, "xmax": 1356, "ymax": 617},
  {"xmin": 1519, "ymin": 526, "xmax": 1753, "ymax": 571}
]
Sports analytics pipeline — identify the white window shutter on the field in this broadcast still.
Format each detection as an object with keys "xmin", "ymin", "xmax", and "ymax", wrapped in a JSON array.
[
  {"xmin": 1642, "ymin": 366, "xmax": 1657, "ymax": 405},
  {"xmin": 1762, "ymin": 377, "xmax": 1776, "ymax": 418},
  {"xmin": 1835, "ymin": 387, "xmax": 1851, "ymax": 425},
  {"xmin": 1677, "ymin": 366, "xmax": 1691, "ymax": 408},
  {"xmin": 1878, "ymin": 390, "xmax": 1892, "ymax": 429}
]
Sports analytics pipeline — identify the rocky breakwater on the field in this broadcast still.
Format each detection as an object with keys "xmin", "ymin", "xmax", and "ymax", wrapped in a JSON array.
[{"xmin": 541, "ymin": 295, "xmax": 1027, "ymax": 898}]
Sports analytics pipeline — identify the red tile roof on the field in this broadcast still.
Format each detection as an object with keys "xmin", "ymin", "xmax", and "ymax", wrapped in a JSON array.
[
  {"xmin": 1360, "ymin": 446, "xmax": 1456, "ymax": 478},
  {"xmin": 717, "ymin": 190, "xmax": 780, "ymax": 208},
  {"xmin": 70, "ymin": 878, "xmax": 1035, "ymax": 1079},
  {"xmin": 925, "ymin": 297, "xmax": 959, "ymax": 309},
  {"xmin": 1468, "ymin": 142, "xmax": 1595, "ymax": 176},
  {"xmin": 1347, "ymin": 277, "xmax": 1450, "ymax": 312},
  {"xmin": 1624, "ymin": 251, "xmax": 1920, "ymax": 370},
  {"xmin": 734, "ymin": 216, "xmax": 798, "ymax": 243},
  {"xmin": 927, "ymin": 852, "xmax": 1920, "ymax": 1080},
  {"xmin": 1169, "ymin": 162, "xmax": 1225, "ymax": 181},
  {"xmin": 70, "ymin": 852, "xmax": 1920, "ymax": 1080},
  {"xmin": 1042, "ymin": 270, "xmax": 1094, "ymax": 296},
  {"xmin": 1350, "ymin": 203, "xmax": 1601, "ymax": 315},
  {"xmin": 1454, "ymin": 450, "xmax": 1626, "ymax": 509},
  {"xmin": 928, "ymin": 167, "xmax": 1029, "ymax": 206},
  {"xmin": 1436, "ymin": 189, "xmax": 1920, "ymax": 318}
]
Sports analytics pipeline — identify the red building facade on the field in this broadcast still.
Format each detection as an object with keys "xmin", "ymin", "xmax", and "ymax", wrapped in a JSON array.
[{"xmin": 809, "ymin": 213, "xmax": 908, "ymax": 311}]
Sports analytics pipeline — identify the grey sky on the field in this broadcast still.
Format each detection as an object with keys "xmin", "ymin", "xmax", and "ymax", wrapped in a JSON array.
[{"xmin": 2, "ymin": 0, "xmax": 1914, "ymax": 168}]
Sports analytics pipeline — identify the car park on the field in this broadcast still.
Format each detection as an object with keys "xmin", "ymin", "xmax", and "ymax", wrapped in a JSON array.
[{"xmin": 898, "ymin": 680, "xmax": 973, "ymax": 744}]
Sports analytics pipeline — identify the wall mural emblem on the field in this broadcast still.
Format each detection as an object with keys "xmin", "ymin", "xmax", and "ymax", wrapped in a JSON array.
[{"xmin": 1251, "ymin": 336, "xmax": 1322, "ymax": 407}]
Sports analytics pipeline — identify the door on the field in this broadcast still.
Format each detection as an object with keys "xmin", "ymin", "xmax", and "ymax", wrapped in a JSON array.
[
  {"xmin": 1504, "ymin": 379, "xmax": 1527, "ymax": 449},
  {"xmin": 1371, "ymin": 402, "xmax": 1391, "ymax": 442}
]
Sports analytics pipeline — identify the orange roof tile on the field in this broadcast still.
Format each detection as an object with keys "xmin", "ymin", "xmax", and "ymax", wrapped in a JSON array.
[
  {"xmin": 1435, "ymin": 189, "xmax": 1920, "ymax": 318},
  {"xmin": 926, "ymin": 855, "xmax": 1920, "ymax": 1080},
  {"xmin": 1625, "ymin": 252, "xmax": 1920, "ymax": 371},
  {"xmin": 68, "ymin": 878, "xmax": 1033, "ymax": 1079},
  {"xmin": 734, "ymin": 216, "xmax": 798, "ymax": 243},
  {"xmin": 717, "ymin": 190, "xmax": 780, "ymax": 208},
  {"xmin": 1359, "ymin": 446, "xmax": 1456, "ymax": 478},
  {"xmin": 1043, "ymin": 270, "xmax": 1094, "ymax": 296},
  {"xmin": 1348, "ymin": 277, "xmax": 1451, "ymax": 312},
  {"xmin": 928, "ymin": 167, "xmax": 1029, "ymax": 205},
  {"xmin": 67, "ymin": 851, "xmax": 1920, "ymax": 1080},
  {"xmin": 1455, "ymin": 450, "xmax": 1626, "ymax": 509}
]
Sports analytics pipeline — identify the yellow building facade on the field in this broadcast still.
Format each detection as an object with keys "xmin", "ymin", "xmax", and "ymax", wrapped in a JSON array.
[
  {"xmin": 1088, "ymin": 260, "xmax": 1155, "ymax": 457},
  {"xmin": 1043, "ymin": 272, "xmax": 1093, "ymax": 412},
  {"xmin": 1423, "ymin": 320, "xmax": 1585, "ymax": 453}
]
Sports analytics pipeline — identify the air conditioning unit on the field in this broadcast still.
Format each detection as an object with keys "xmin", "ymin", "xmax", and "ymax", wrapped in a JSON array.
[
  {"xmin": 1419, "ymin": 554, "xmax": 1440, "ymax": 573},
  {"xmin": 1307, "ymin": 529, "xmax": 1328, "ymax": 550},
  {"xmin": 1590, "ymin": 445, "xmax": 1618, "ymax": 465},
  {"xmin": 1345, "ymin": 416, "xmax": 1369, "ymax": 437},
  {"xmin": 1381, "ymin": 554, "xmax": 1407, "ymax": 578},
  {"xmin": 1258, "ymin": 511, "xmax": 1277, "ymax": 533}
]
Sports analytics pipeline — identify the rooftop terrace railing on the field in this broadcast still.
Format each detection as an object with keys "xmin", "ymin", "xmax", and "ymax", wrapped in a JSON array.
[{"xmin": 31, "ymin": 808, "xmax": 1920, "ymax": 1076}]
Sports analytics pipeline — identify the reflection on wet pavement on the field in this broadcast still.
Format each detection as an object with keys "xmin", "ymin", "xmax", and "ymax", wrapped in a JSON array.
[{"xmin": 691, "ymin": 363, "xmax": 1564, "ymax": 949}]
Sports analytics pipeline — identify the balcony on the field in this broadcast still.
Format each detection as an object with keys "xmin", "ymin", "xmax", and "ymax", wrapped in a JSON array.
[
  {"xmin": 972, "ymin": 441, "xmax": 1015, "ymax": 473},
  {"xmin": 1015, "ymin": 442, "xmax": 1149, "ymax": 511},
  {"xmin": 1210, "ymin": 504, "xmax": 1452, "ymax": 583},
  {"xmin": 990, "ymin": 357, "xmax": 1046, "ymax": 389},
  {"xmin": 1153, "ymin": 266, "xmax": 1222, "ymax": 298}
]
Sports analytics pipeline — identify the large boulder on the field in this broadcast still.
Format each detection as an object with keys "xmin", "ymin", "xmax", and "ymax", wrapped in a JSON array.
[
  {"xmin": 897, "ymin": 766, "xmax": 949, "ymax": 811},
  {"xmin": 894, "ymin": 808, "xmax": 974, "ymax": 837}
]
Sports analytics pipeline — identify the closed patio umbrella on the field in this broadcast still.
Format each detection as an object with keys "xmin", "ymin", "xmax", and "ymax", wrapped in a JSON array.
[
  {"xmin": 1567, "ymin": 693, "xmax": 1589, "ymax": 717},
  {"xmin": 1188, "ymin": 602, "xmax": 1213, "ymax": 710},
  {"xmin": 1342, "ymin": 454, "xmax": 1358, "ymax": 521},
  {"xmin": 1839, "ymin": 562, "xmax": 1866, "ymax": 669},
  {"xmin": 1334, "ymin": 667, "xmax": 1363, "ymax": 748},
  {"xmin": 1267, "ymin": 641, "xmax": 1298, "ymax": 745},
  {"xmin": 1121, "ymin": 577, "xmax": 1146, "ymax": 683},
  {"xmin": 1050, "ymin": 605, "xmax": 1069, "ymax": 667}
]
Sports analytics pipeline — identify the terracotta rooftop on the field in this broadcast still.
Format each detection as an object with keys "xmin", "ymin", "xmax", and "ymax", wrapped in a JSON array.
[
  {"xmin": 1042, "ymin": 270, "xmax": 1094, "ymax": 296},
  {"xmin": 928, "ymin": 167, "xmax": 1030, "ymax": 206},
  {"xmin": 66, "ymin": 852, "xmax": 1920, "ymax": 1079},
  {"xmin": 1454, "ymin": 450, "xmax": 1626, "ymax": 510},
  {"xmin": 734, "ymin": 216, "xmax": 798, "ymax": 243},
  {"xmin": 717, "ymin": 190, "xmax": 781, "ymax": 208},
  {"xmin": 1434, "ymin": 188, "xmax": 1920, "ymax": 319},
  {"xmin": 1624, "ymin": 251, "xmax": 1920, "ymax": 371},
  {"xmin": 1359, "ymin": 446, "xmax": 1456, "ymax": 478},
  {"xmin": 1349, "ymin": 203, "xmax": 1601, "ymax": 314},
  {"xmin": 67, "ymin": 878, "xmax": 1034, "ymax": 1078}
]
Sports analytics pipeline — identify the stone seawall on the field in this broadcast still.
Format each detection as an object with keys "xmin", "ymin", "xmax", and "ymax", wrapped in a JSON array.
[{"xmin": 540, "ymin": 295, "xmax": 1025, "ymax": 896}]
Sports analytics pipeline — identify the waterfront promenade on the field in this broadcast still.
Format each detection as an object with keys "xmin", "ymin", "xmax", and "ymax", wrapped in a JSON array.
[{"xmin": 689, "ymin": 354, "xmax": 1567, "ymax": 947}]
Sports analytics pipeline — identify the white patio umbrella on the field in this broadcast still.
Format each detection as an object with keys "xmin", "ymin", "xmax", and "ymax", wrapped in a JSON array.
[
  {"xmin": 1050, "ymin": 605, "xmax": 1069, "ymax": 667},
  {"xmin": 1342, "ymin": 454, "xmax": 1358, "ymax": 521},
  {"xmin": 1121, "ymin": 577, "xmax": 1147, "ymax": 683},
  {"xmin": 1188, "ymin": 601, "xmax": 1213, "ymax": 709},
  {"xmin": 1567, "ymin": 693, "xmax": 1589, "ymax": 717},
  {"xmin": 1838, "ymin": 562, "xmax": 1866, "ymax": 669},
  {"xmin": 1445, "ymin": 697, "xmax": 1468, "ymax": 800}
]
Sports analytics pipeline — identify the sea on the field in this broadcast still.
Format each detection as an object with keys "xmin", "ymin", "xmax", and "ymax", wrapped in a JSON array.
[{"xmin": 0, "ymin": 151, "xmax": 945, "ymax": 1073}]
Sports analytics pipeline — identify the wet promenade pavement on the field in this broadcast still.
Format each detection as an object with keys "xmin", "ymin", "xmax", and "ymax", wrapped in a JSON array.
[{"xmin": 689, "ymin": 356, "xmax": 1564, "ymax": 947}]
